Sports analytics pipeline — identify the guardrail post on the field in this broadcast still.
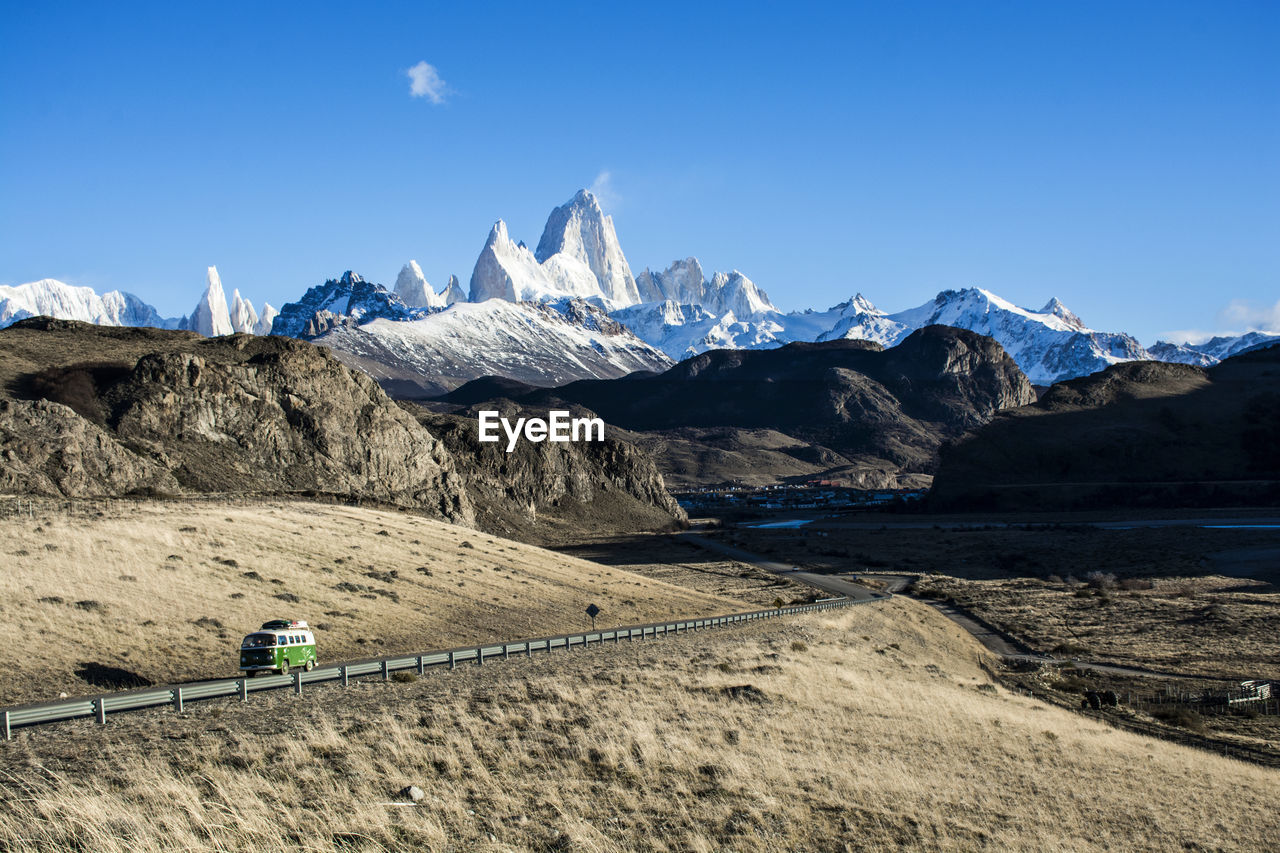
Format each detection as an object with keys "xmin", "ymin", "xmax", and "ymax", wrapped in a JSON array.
[
  {"xmin": 240, "ymin": 679, "xmax": 248, "ymax": 701},
  {"xmin": 449, "ymin": 651, "xmax": 456, "ymax": 670},
  {"xmin": 503, "ymin": 644, "xmax": 510, "ymax": 661},
  {"xmin": 526, "ymin": 642, "xmax": 532, "ymax": 659},
  {"xmin": 294, "ymin": 670, "xmax": 303, "ymax": 696},
  {"xmin": 477, "ymin": 646, "xmax": 484, "ymax": 666},
  {"xmin": 172, "ymin": 687, "xmax": 183, "ymax": 714},
  {"xmin": 341, "ymin": 665, "xmax": 349, "ymax": 687},
  {"xmin": 1, "ymin": 711, "xmax": 8, "ymax": 741},
  {"xmin": 417, "ymin": 656, "xmax": 425, "ymax": 675},
  {"xmin": 381, "ymin": 660, "xmax": 390, "ymax": 681},
  {"xmin": 96, "ymin": 698, "xmax": 106, "ymax": 725}
]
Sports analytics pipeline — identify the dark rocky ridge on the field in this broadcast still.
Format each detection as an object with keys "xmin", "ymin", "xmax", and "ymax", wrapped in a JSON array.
[
  {"xmin": 403, "ymin": 400, "xmax": 687, "ymax": 541},
  {"xmin": 0, "ymin": 318, "xmax": 689, "ymax": 537},
  {"xmin": 0, "ymin": 318, "xmax": 471, "ymax": 521},
  {"xmin": 930, "ymin": 344, "xmax": 1280, "ymax": 510},
  {"xmin": 443, "ymin": 326, "xmax": 1036, "ymax": 488}
]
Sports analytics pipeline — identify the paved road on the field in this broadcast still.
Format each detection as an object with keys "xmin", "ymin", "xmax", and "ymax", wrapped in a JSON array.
[{"xmin": 678, "ymin": 533, "xmax": 887, "ymax": 602}]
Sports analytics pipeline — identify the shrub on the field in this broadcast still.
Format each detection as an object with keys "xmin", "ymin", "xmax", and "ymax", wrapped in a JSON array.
[
  {"xmin": 1084, "ymin": 571, "xmax": 1116, "ymax": 590},
  {"xmin": 1118, "ymin": 577, "xmax": 1154, "ymax": 591},
  {"xmin": 391, "ymin": 672, "xmax": 418, "ymax": 684},
  {"xmin": 790, "ymin": 641, "xmax": 808, "ymax": 652},
  {"xmin": 1151, "ymin": 706, "xmax": 1205, "ymax": 731}
]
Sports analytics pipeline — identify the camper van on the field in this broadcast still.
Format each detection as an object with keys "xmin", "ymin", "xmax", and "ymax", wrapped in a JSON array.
[{"xmin": 239, "ymin": 619, "xmax": 317, "ymax": 675}]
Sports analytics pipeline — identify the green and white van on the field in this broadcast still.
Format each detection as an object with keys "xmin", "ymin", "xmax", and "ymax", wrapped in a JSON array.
[{"xmin": 239, "ymin": 619, "xmax": 317, "ymax": 675}]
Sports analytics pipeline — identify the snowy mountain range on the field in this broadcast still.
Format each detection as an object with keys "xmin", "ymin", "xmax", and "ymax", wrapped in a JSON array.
[
  {"xmin": 0, "ymin": 266, "xmax": 275, "ymax": 337},
  {"xmin": 4, "ymin": 188, "xmax": 1277, "ymax": 392}
]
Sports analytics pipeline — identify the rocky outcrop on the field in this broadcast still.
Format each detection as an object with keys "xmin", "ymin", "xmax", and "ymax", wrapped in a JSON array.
[
  {"xmin": 271, "ymin": 271, "xmax": 419, "ymax": 338},
  {"xmin": 0, "ymin": 320, "xmax": 472, "ymax": 522},
  {"xmin": 0, "ymin": 398, "xmax": 179, "ymax": 497},
  {"xmin": 407, "ymin": 401, "xmax": 686, "ymax": 537}
]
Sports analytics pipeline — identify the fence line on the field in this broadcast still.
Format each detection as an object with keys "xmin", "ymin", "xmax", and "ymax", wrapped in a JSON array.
[{"xmin": 0, "ymin": 597, "xmax": 877, "ymax": 737}]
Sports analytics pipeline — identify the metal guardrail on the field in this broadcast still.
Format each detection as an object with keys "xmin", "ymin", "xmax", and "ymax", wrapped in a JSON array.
[{"xmin": 0, "ymin": 597, "xmax": 881, "ymax": 738}]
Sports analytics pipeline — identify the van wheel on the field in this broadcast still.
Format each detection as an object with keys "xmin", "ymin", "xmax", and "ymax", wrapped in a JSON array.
[
  {"xmin": 304, "ymin": 659, "xmax": 315, "ymax": 672},
  {"xmin": 279, "ymin": 659, "xmax": 290, "ymax": 676}
]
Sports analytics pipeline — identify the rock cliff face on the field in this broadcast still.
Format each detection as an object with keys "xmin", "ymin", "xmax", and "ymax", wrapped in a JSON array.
[
  {"xmin": 406, "ymin": 401, "xmax": 687, "ymax": 539},
  {"xmin": 0, "ymin": 319, "xmax": 472, "ymax": 522},
  {"xmin": 0, "ymin": 398, "xmax": 179, "ymax": 497}
]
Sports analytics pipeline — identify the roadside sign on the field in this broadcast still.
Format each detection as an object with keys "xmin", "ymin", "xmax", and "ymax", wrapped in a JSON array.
[{"xmin": 586, "ymin": 603, "xmax": 600, "ymax": 629}]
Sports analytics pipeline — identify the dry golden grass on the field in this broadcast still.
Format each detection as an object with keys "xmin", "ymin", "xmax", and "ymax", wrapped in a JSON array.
[
  {"xmin": 918, "ymin": 573, "xmax": 1278, "ymax": 680},
  {"xmin": 0, "ymin": 598, "xmax": 1276, "ymax": 852},
  {"xmin": 0, "ymin": 498, "xmax": 745, "ymax": 705}
]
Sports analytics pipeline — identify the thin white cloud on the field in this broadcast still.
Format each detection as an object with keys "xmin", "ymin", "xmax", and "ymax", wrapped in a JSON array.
[
  {"xmin": 1159, "ymin": 298, "xmax": 1280, "ymax": 344},
  {"xmin": 590, "ymin": 170, "xmax": 620, "ymax": 209},
  {"xmin": 1220, "ymin": 298, "xmax": 1280, "ymax": 332},
  {"xmin": 407, "ymin": 61, "xmax": 448, "ymax": 104},
  {"xmin": 1160, "ymin": 329, "xmax": 1217, "ymax": 346}
]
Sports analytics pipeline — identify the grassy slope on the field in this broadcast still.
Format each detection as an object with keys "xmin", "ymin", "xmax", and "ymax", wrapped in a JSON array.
[
  {"xmin": 0, "ymin": 598, "xmax": 1275, "ymax": 851},
  {"xmin": 0, "ymin": 498, "xmax": 745, "ymax": 705}
]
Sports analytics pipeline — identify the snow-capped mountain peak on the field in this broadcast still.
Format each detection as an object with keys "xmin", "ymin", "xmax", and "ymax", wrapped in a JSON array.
[
  {"xmin": 271, "ymin": 270, "xmax": 418, "ymax": 338},
  {"xmin": 442, "ymin": 275, "xmax": 466, "ymax": 306},
  {"xmin": 0, "ymin": 278, "xmax": 176, "ymax": 329},
  {"xmin": 534, "ymin": 189, "xmax": 639, "ymax": 306},
  {"xmin": 1041, "ymin": 296, "xmax": 1085, "ymax": 331},
  {"xmin": 395, "ymin": 260, "xmax": 445, "ymax": 309},
  {"xmin": 228, "ymin": 288, "xmax": 260, "ymax": 334},
  {"xmin": 187, "ymin": 266, "xmax": 234, "ymax": 337},
  {"xmin": 256, "ymin": 302, "xmax": 278, "ymax": 336},
  {"xmin": 706, "ymin": 270, "xmax": 776, "ymax": 317}
]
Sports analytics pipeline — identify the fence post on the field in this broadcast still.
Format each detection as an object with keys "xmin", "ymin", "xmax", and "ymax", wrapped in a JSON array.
[
  {"xmin": 172, "ymin": 687, "xmax": 184, "ymax": 713},
  {"xmin": 96, "ymin": 698, "xmax": 106, "ymax": 725},
  {"xmin": 341, "ymin": 665, "xmax": 349, "ymax": 687},
  {"xmin": 294, "ymin": 670, "xmax": 303, "ymax": 696},
  {"xmin": 240, "ymin": 679, "xmax": 248, "ymax": 701}
]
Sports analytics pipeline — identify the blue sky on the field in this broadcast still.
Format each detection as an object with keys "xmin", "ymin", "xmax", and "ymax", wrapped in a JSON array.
[{"xmin": 1, "ymin": 1, "xmax": 1276, "ymax": 343}]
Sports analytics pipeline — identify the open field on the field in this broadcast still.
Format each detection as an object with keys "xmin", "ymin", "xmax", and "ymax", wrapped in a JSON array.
[
  {"xmin": 0, "ymin": 498, "xmax": 745, "ymax": 706},
  {"xmin": 718, "ymin": 516, "xmax": 1280, "ymax": 678},
  {"xmin": 915, "ymin": 573, "xmax": 1277, "ymax": 680},
  {"xmin": 1, "ymin": 598, "xmax": 1277, "ymax": 852}
]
